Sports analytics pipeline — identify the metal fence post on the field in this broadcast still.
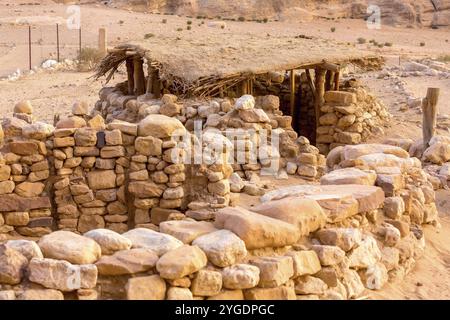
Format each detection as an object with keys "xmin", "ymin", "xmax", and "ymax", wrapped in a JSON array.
[{"xmin": 56, "ymin": 23, "xmax": 60, "ymax": 62}]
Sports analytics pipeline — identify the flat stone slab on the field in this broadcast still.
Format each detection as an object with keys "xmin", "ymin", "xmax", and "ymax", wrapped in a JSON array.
[
  {"xmin": 159, "ymin": 220, "xmax": 218, "ymax": 244},
  {"xmin": 261, "ymin": 184, "xmax": 385, "ymax": 214},
  {"xmin": 320, "ymin": 168, "xmax": 377, "ymax": 186},
  {"xmin": 0, "ymin": 194, "xmax": 51, "ymax": 212}
]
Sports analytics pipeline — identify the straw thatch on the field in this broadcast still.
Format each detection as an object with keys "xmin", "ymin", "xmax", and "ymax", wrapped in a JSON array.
[{"xmin": 95, "ymin": 33, "xmax": 378, "ymax": 97}]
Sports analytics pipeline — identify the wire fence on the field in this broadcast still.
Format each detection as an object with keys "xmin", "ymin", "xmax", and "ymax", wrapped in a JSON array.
[{"xmin": 0, "ymin": 23, "xmax": 98, "ymax": 78}]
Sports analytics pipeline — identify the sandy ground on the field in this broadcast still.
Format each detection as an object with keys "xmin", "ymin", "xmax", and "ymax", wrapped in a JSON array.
[{"xmin": 0, "ymin": 2, "xmax": 449, "ymax": 300}]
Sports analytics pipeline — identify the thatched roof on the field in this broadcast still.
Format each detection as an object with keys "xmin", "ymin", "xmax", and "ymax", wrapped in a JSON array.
[{"xmin": 95, "ymin": 33, "xmax": 378, "ymax": 97}]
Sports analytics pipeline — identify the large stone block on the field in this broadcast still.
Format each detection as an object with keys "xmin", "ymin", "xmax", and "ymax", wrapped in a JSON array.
[
  {"xmin": 86, "ymin": 170, "xmax": 116, "ymax": 190},
  {"xmin": 156, "ymin": 245, "xmax": 207, "ymax": 280}
]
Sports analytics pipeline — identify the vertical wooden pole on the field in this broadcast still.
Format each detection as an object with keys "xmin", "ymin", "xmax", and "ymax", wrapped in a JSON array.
[
  {"xmin": 422, "ymin": 87, "xmax": 440, "ymax": 147},
  {"xmin": 146, "ymin": 65, "xmax": 153, "ymax": 94},
  {"xmin": 240, "ymin": 80, "xmax": 248, "ymax": 96},
  {"xmin": 133, "ymin": 57, "xmax": 146, "ymax": 95},
  {"xmin": 314, "ymin": 68, "xmax": 326, "ymax": 129},
  {"xmin": 126, "ymin": 58, "xmax": 135, "ymax": 95},
  {"xmin": 28, "ymin": 26, "xmax": 32, "ymax": 70},
  {"xmin": 334, "ymin": 71, "xmax": 340, "ymax": 91},
  {"xmin": 98, "ymin": 27, "xmax": 107, "ymax": 57},
  {"xmin": 290, "ymin": 69, "xmax": 296, "ymax": 117},
  {"xmin": 152, "ymin": 68, "xmax": 161, "ymax": 98},
  {"xmin": 325, "ymin": 71, "xmax": 334, "ymax": 91},
  {"xmin": 56, "ymin": 24, "xmax": 60, "ymax": 62},
  {"xmin": 79, "ymin": 27, "xmax": 82, "ymax": 58}
]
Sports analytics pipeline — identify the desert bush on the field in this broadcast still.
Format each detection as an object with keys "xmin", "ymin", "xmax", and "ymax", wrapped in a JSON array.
[
  {"xmin": 177, "ymin": 28, "xmax": 183, "ymax": 32},
  {"xmin": 162, "ymin": 19, "xmax": 167, "ymax": 24},
  {"xmin": 77, "ymin": 47, "xmax": 103, "ymax": 71},
  {"xmin": 144, "ymin": 33, "xmax": 155, "ymax": 39},
  {"xmin": 238, "ymin": 17, "xmax": 245, "ymax": 22},
  {"xmin": 187, "ymin": 20, "xmax": 192, "ymax": 25},
  {"xmin": 331, "ymin": 27, "xmax": 336, "ymax": 32},
  {"xmin": 187, "ymin": 26, "xmax": 191, "ymax": 30},
  {"xmin": 263, "ymin": 18, "xmax": 268, "ymax": 23},
  {"xmin": 420, "ymin": 42, "xmax": 426, "ymax": 47},
  {"xmin": 357, "ymin": 37, "xmax": 366, "ymax": 44},
  {"xmin": 384, "ymin": 42, "xmax": 393, "ymax": 47}
]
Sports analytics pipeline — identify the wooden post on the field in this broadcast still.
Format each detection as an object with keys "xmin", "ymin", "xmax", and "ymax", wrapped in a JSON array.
[
  {"xmin": 133, "ymin": 57, "xmax": 146, "ymax": 95},
  {"xmin": 325, "ymin": 71, "xmax": 334, "ymax": 91},
  {"xmin": 422, "ymin": 87, "xmax": 440, "ymax": 147},
  {"xmin": 98, "ymin": 27, "xmax": 107, "ymax": 57},
  {"xmin": 314, "ymin": 68, "xmax": 326, "ymax": 129},
  {"xmin": 239, "ymin": 80, "xmax": 248, "ymax": 96},
  {"xmin": 28, "ymin": 25, "xmax": 32, "ymax": 70},
  {"xmin": 146, "ymin": 65, "xmax": 153, "ymax": 94},
  {"xmin": 56, "ymin": 24, "xmax": 60, "ymax": 62},
  {"xmin": 334, "ymin": 71, "xmax": 340, "ymax": 90},
  {"xmin": 290, "ymin": 69, "xmax": 296, "ymax": 117},
  {"xmin": 125, "ymin": 58, "xmax": 134, "ymax": 95},
  {"xmin": 152, "ymin": 68, "xmax": 161, "ymax": 98}
]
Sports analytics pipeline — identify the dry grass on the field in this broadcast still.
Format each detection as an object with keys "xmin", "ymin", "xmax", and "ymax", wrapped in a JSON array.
[{"xmin": 77, "ymin": 47, "xmax": 104, "ymax": 72}]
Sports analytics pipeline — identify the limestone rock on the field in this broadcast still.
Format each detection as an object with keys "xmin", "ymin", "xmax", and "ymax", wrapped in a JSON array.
[
  {"xmin": 86, "ymin": 170, "xmax": 116, "ymax": 190},
  {"xmin": 14, "ymin": 100, "xmax": 33, "ymax": 114},
  {"xmin": 341, "ymin": 269, "xmax": 365, "ymax": 299},
  {"xmin": 311, "ymin": 245, "xmax": 346, "ymax": 266},
  {"xmin": 250, "ymin": 256, "xmax": 294, "ymax": 288},
  {"xmin": 192, "ymin": 229, "xmax": 247, "ymax": 267},
  {"xmin": 15, "ymin": 182, "xmax": 45, "ymax": 197},
  {"xmin": 83, "ymin": 229, "xmax": 132, "ymax": 255},
  {"xmin": 159, "ymin": 220, "xmax": 217, "ymax": 244},
  {"xmin": 222, "ymin": 264, "xmax": 260, "ymax": 290},
  {"xmin": 315, "ymin": 228, "xmax": 362, "ymax": 252},
  {"xmin": 0, "ymin": 245, "xmax": 28, "ymax": 284},
  {"xmin": 251, "ymin": 197, "xmax": 326, "ymax": 237},
  {"xmin": 122, "ymin": 228, "xmax": 183, "ymax": 256},
  {"xmin": 191, "ymin": 269, "xmax": 222, "ymax": 296},
  {"xmin": 5, "ymin": 240, "xmax": 43, "ymax": 260},
  {"xmin": 214, "ymin": 206, "xmax": 299, "ymax": 250},
  {"xmin": 348, "ymin": 235, "xmax": 381, "ymax": 269},
  {"xmin": 95, "ymin": 248, "xmax": 158, "ymax": 275},
  {"xmin": 294, "ymin": 275, "xmax": 328, "ymax": 295},
  {"xmin": 72, "ymin": 101, "xmax": 89, "ymax": 116},
  {"xmin": 422, "ymin": 142, "xmax": 450, "ymax": 164},
  {"xmin": 359, "ymin": 262, "xmax": 388, "ymax": 290},
  {"xmin": 235, "ymin": 95, "xmax": 255, "ymax": 110},
  {"xmin": 56, "ymin": 116, "xmax": 87, "ymax": 129},
  {"xmin": 126, "ymin": 275, "xmax": 166, "ymax": 300},
  {"xmin": 321, "ymin": 168, "xmax": 377, "ymax": 186},
  {"xmin": 28, "ymin": 258, "xmax": 97, "ymax": 291},
  {"xmin": 22, "ymin": 122, "xmax": 54, "ymax": 140},
  {"xmin": 135, "ymin": 136, "xmax": 162, "ymax": 156},
  {"xmin": 38, "ymin": 231, "xmax": 102, "ymax": 264},
  {"xmin": 156, "ymin": 245, "xmax": 207, "ymax": 279},
  {"xmin": 285, "ymin": 250, "xmax": 321, "ymax": 277},
  {"xmin": 167, "ymin": 287, "xmax": 193, "ymax": 300},
  {"xmin": 138, "ymin": 114, "xmax": 186, "ymax": 138}
]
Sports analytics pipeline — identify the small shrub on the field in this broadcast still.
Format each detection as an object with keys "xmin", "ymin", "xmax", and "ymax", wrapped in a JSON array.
[
  {"xmin": 144, "ymin": 33, "xmax": 155, "ymax": 39},
  {"xmin": 420, "ymin": 42, "xmax": 425, "ymax": 47},
  {"xmin": 238, "ymin": 16, "xmax": 245, "ymax": 22},
  {"xmin": 263, "ymin": 18, "xmax": 268, "ymax": 23},
  {"xmin": 187, "ymin": 20, "xmax": 192, "ymax": 25},
  {"xmin": 187, "ymin": 26, "xmax": 191, "ymax": 30},
  {"xmin": 118, "ymin": 20, "xmax": 124, "ymax": 25},
  {"xmin": 196, "ymin": 15, "xmax": 202, "ymax": 19},
  {"xmin": 77, "ymin": 47, "xmax": 103, "ymax": 71},
  {"xmin": 438, "ymin": 55, "xmax": 450, "ymax": 62},
  {"xmin": 221, "ymin": 25, "xmax": 225, "ymax": 29},
  {"xmin": 384, "ymin": 42, "xmax": 393, "ymax": 47},
  {"xmin": 331, "ymin": 27, "xmax": 336, "ymax": 32},
  {"xmin": 162, "ymin": 19, "xmax": 167, "ymax": 24},
  {"xmin": 357, "ymin": 37, "xmax": 366, "ymax": 44},
  {"xmin": 377, "ymin": 43, "xmax": 384, "ymax": 48},
  {"xmin": 177, "ymin": 28, "xmax": 183, "ymax": 32}
]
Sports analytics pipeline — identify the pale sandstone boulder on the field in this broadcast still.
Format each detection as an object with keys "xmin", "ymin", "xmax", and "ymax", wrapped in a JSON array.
[
  {"xmin": 192, "ymin": 230, "xmax": 247, "ymax": 267},
  {"xmin": 384, "ymin": 197, "xmax": 405, "ymax": 219},
  {"xmin": 135, "ymin": 136, "xmax": 162, "ymax": 156},
  {"xmin": 122, "ymin": 228, "xmax": 183, "ymax": 256},
  {"xmin": 326, "ymin": 145, "xmax": 344, "ymax": 168},
  {"xmin": 235, "ymin": 95, "xmax": 255, "ymax": 110},
  {"xmin": 342, "ymin": 143, "xmax": 410, "ymax": 161},
  {"xmin": 214, "ymin": 206, "xmax": 300, "ymax": 250},
  {"xmin": 156, "ymin": 245, "xmax": 207, "ymax": 279},
  {"xmin": 422, "ymin": 142, "xmax": 450, "ymax": 164},
  {"xmin": 244, "ymin": 285, "xmax": 296, "ymax": 300},
  {"xmin": 320, "ymin": 168, "xmax": 377, "ymax": 186},
  {"xmin": 383, "ymin": 138, "xmax": 414, "ymax": 152},
  {"xmin": 294, "ymin": 275, "xmax": 328, "ymax": 295},
  {"xmin": 0, "ymin": 245, "xmax": 28, "ymax": 285},
  {"xmin": 160, "ymin": 220, "xmax": 218, "ymax": 244},
  {"xmin": 341, "ymin": 269, "xmax": 365, "ymax": 299},
  {"xmin": 138, "ymin": 114, "xmax": 186, "ymax": 138},
  {"xmin": 5, "ymin": 240, "xmax": 43, "ymax": 260},
  {"xmin": 315, "ymin": 228, "xmax": 362, "ymax": 252},
  {"xmin": 38, "ymin": 231, "xmax": 102, "ymax": 264},
  {"xmin": 191, "ymin": 269, "xmax": 222, "ymax": 296},
  {"xmin": 22, "ymin": 122, "xmax": 55, "ymax": 140},
  {"xmin": 251, "ymin": 197, "xmax": 326, "ymax": 237},
  {"xmin": 238, "ymin": 109, "xmax": 270, "ymax": 123},
  {"xmin": 126, "ymin": 275, "xmax": 166, "ymax": 300},
  {"xmin": 83, "ymin": 229, "xmax": 132, "ymax": 255},
  {"xmin": 95, "ymin": 248, "xmax": 158, "ymax": 275},
  {"xmin": 380, "ymin": 247, "xmax": 400, "ymax": 271},
  {"xmin": 311, "ymin": 245, "xmax": 346, "ymax": 266},
  {"xmin": 250, "ymin": 256, "xmax": 294, "ymax": 288},
  {"xmin": 285, "ymin": 250, "xmax": 321, "ymax": 277},
  {"xmin": 0, "ymin": 181, "xmax": 15, "ymax": 195},
  {"xmin": 0, "ymin": 290, "xmax": 15, "ymax": 300},
  {"xmin": 28, "ymin": 258, "xmax": 97, "ymax": 291},
  {"xmin": 107, "ymin": 119, "xmax": 138, "ymax": 136},
  {"xmin": 88, "ymin": 114, "xmax": 106, "ymax": 130},
  {"xmin": 358, "ymin": 262, "xmax": 388, "ymax": 290},
  {"xmin": 128, "ymin": 181, "xmax": 164, "ymax": 198},
  {"xmin": 72, "ymin": 101, "xmax": 89, "ymax": 116},
  {"xmin": 357, "ymin": 153, "xmax": 418, "ymax": 171},
  {"xmin": 74, "ymin": 127, "xmax": 97, "ymax": 146},
  {"xmin": 166, "ymin": 287, "xmax": 193, "ymax": 300},
  {"xmin": 86, "ymin": 170, "xmax": 116, "ymax": 190},
  {"xmin": 221, "ymin": 264, "xmax": 260, "ymax": 290},
  {"xmin": 324, "ymin": 91, "xmax": 356, "ymax": 104},
  {"xmin": 348, "ymin": 235, "xmax": 381, "ymax": 269},
  {"xmin": 17, "ymin": 289, "xmax": 64, "ymax": 300},
  {"xmin": 56, "ymin": 116, "xmax": 87, "ymax": 129},
  {"xmin": 14, "ymin": 100, "xmax": 33, "ymax": 114}
]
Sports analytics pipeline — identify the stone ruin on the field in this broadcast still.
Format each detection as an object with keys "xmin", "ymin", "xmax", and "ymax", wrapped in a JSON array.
[{"xmin": 0, "ymin": 89, "xmax": 442, "ymax": 300}]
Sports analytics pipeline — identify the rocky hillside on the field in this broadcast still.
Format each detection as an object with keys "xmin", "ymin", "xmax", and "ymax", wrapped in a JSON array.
[{"xmin": 90, "ymin": 0, "xmax": 450, "ymax": 27}]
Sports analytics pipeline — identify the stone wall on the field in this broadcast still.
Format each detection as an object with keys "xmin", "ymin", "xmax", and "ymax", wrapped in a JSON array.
[{"xmin": 0, "ymin": 142, "xmax": 437, "ymax": 300}]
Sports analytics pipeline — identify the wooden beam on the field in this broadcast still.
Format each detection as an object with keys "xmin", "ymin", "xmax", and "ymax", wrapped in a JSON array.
[
  {"xmin": 290, "ymin": 69, "xmax": 296, "ymax": 117},
  {"xmin": 133, "ymin": 57, "xmax": 146, "ymax": 95},
  {"xmin": 305, "ymin": 69, "xmax": 316, "ymax": 96},
  {"xmin": 422, "ymin": 87, "xmax": 440, "ymax": 147},
  {"xmin": 314, "ymin": 68, "xmax": 326, "ymax": 129},
  {"xmin": 334, "ymin": 71, "xmax": 340, "ymax": 90},
  {"xmin": 125, "ymin": 58, "xmax": 134, "ymax": 95},
  {"xmin": 321, "ymin": 61, "xmax": 340, "ymax": 72}
]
